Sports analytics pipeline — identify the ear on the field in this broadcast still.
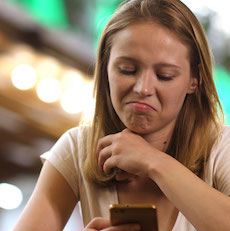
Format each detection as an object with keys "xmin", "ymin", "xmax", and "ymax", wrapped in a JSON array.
[
  {"xmin": 187, "ymin": 64, "xmax": 202, "ymax": 94},
  {"xmin": 187, "ymin": 77, "xmax": 198, "ymax": 94}
]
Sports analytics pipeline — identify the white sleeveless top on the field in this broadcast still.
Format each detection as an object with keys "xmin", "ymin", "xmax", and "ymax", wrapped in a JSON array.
[{"xmin": 41, "ymin": 126, "xmax": 230, "ymax": 230}]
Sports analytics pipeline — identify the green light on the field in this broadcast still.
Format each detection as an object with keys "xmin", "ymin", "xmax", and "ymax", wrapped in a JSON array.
[
  {"xmin": 214, "ymin": 67, "xmax": 230, "ymax": 125},
  {"xmin": 93, "ymin": 0, "xmax": 122, "ymax": 49},
  {"xmin": 7, "ymin": 0, "xmax": 69, "ymax": 29}
]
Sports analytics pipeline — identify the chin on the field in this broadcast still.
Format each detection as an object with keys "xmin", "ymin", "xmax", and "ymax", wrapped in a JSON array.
[
  {"xmin": 121, "ymin": 114, "xmax": 156, "ymax": 134},
  {"xmin": 125, "ymin": 123, "xmax": 153, "ymax": 135}
]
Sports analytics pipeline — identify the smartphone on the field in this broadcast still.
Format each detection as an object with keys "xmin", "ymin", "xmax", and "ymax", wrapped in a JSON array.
[{"xmin": 110, "ymin": 204, "xmax": 158, "ymax": 231}]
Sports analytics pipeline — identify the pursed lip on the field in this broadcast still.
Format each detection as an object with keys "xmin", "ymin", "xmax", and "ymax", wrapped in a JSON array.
[{"xmin": 126, "ymin": 101, "xmax": 156, "ymax": 112}]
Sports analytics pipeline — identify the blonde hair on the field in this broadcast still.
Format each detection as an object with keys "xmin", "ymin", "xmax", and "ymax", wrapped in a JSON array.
[{"xmin": 82, "ymin": 0, "xmax": 224, "ymax": 185}]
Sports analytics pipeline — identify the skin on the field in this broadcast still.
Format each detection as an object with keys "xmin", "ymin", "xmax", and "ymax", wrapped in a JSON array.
[
  {"xmin": 13, "ymin": 161, "xmax": 77, "ymax": 231},
  {"xmin": 98, "ymin": 21, "xmax": 197, "ymax": 173},
  {"xmin": 96, "ymin": 22, "xmax": 230, "ymax": 231},
  {"xmin": 107, "ymin": 22, "xmax": 197, "ymax": 142},
  {"xmin": 13, "ymin": 22, "xmax": 230, "ymax": 231},
  {"xmin": 84, "ymin": 217, "xmax": 141, "ymax": 231}
]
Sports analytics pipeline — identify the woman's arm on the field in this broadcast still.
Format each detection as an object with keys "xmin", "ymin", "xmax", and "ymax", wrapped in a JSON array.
[
  {"xmin": 98, "ymin": 129, "xmax": 230, "ymax": 231},
  {"xmin": 148, "ymin": 155, "xmax": 230, "ymax": 231},
  {"xmin": 13, "ymin": 161, "xmax": 78, "ymax": 231}
]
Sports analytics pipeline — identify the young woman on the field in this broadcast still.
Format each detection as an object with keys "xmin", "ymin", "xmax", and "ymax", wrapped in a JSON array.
[{"xmin": 14, "ymin": 0, "xmax": 230, "ymax": 230}]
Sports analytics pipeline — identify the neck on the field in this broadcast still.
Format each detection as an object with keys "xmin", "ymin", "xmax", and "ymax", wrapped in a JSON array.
[{"xmin": 140, "ymin": 123, "xmax": 175, "ymax": 152}]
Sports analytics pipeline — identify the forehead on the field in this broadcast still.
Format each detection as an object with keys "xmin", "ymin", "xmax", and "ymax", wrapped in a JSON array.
[{"xmin": 109, "ymin": 22, "xmax": 190, "ymax": 64}]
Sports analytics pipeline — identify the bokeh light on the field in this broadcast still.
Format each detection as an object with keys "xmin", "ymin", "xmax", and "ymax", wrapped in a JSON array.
[
  {"xmin": 61, "ymin": 80, "xmax": 94, "ymax": 114},
  {"xmin": 36, "ymin": 57, "xmax": 61, "ymax": 78},
  {"xmin": 61, "ymin": 88, "xmax": 85, "ymax": 114},
  {"xmin": 62, "ymin": 69, "xmax": 84, "ymax": 90},
  {"xmin": 36, "ymin": 77, "xmax": 62, "ymax": 103},
  {"xmin": 0, "ymin": 183, "xmax": 23, "ymax": 210},
  {"xmin": 11, "ymin": 64, "xmax": 37, "ymax": 90}
]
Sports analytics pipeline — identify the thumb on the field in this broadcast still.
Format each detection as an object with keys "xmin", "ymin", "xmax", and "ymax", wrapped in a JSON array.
[{"xmin": 85, "ymin": 217, "xmax": 111, "ymax": 229}]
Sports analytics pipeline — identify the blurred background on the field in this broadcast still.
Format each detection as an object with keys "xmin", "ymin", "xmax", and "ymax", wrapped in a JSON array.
[{"xmin": 0, "ymin": 0, "xmax": 229, "ymax": 230}]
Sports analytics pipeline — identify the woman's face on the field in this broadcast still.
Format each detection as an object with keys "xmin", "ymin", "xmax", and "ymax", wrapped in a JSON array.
[{"xmin": 107, "ymin": 22, "xmax": 197, "ymax": 135}]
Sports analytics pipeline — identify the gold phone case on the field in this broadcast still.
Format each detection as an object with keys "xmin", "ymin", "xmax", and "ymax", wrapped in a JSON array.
[{"xmin": 110, "ymin": 204, "xmax": 158, "ymax": 231}]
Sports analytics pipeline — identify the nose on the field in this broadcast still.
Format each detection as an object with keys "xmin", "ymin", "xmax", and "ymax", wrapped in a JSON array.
[{"xmin": 133, "ymin": 70, "xmax": 156, "ymax": 97}]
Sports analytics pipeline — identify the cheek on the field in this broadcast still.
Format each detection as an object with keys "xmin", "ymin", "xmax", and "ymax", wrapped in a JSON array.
[
  {"xmin": 108, "ymin": 73, "xmax": 127, "ymax": 100},
  {"xmin": 108, "ymin": 75, "xmax": 120, "ymax": 107},
  {"xmin": 162, "ymin": 86, "xmax": 188, "ymax": 112}
]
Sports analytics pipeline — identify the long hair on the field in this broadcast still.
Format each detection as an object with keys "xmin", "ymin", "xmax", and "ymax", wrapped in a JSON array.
[{"xmin": 82, "ymin": 0, "xmax": 224, "ymax": 185}]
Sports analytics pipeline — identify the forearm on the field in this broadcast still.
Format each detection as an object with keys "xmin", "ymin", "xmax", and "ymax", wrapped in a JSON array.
[
  {"xmin": 13, "ymin": 161, "xmax": 77, "ymax": 231},
  {"xmin": 13, "ymin": 194, "xmax": 62, "ymax": 231},
  {"xmin": 148, "ymin": 154, "xmax": 230, "ymax": 231}
]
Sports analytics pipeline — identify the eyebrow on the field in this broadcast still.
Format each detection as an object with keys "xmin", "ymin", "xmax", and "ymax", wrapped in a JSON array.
[
  {"xmin": 115, "ymin": 56, "xmax": 139, "ymax": 63},
  {"xmin": 115, "ymin": 56, "xmax": 181, "ymax": 69},
  {"xmin": 155, "ymin": 62, "xmax": 181, "ymax": 70}
]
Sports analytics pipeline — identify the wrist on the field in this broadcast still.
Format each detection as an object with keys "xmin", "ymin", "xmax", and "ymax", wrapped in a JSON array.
[{"xmin": 147, "ymin": 151, "xmax": 175, "ymax": 183}]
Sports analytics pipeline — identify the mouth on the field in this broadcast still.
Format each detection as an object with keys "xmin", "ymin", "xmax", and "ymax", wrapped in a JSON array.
[{"xmin": 126, "ymin": 101, "xmax": 156, "ymax": 112}]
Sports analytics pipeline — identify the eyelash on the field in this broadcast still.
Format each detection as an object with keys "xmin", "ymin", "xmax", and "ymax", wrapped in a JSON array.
[
  {"xmin": 119, "ymin": 68, "xmax": 136, "ymax": 75},
  {"xmin": 157, "ymin": 75, "xmax": 173, "ymax": 81},
  {"xmin": 119, "ymin": 68, "xmax": 174, "ymax": 81}
]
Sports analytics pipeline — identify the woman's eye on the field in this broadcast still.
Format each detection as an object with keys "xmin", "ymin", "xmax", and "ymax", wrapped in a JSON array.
[
  {"xmin": 157, "ymin": 74, "xmax": 173, "ymax": 81},
  {"xmin": 119, "ymin": 68, "xmax": 136, "ymax": 75}
]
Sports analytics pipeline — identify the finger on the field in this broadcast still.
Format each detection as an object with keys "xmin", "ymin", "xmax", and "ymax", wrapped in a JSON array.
[
  {"xmin": 108, "ymin": 223, "xmax": 141, "ymax": 231},
  {"xmin": 103, "ymin": 155, "xmax": 119, "ymax": 175},
  {"xmin": 122, "ymin": 128, "xmax": 130, "ymax": 133},
  {"xmin": 98, "ymin": 145, "xmax": 113, "ymax": 171},
  {"xmin": 97, "ymin": 134, "xmax": 115, "ymax": 154},
  {"xmin": 85, "ymin": 217, "xmax": 111, "ymax": 229}
]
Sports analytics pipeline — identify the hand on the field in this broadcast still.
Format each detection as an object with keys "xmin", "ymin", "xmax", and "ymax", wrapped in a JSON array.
[
  {"xmin": 97, "ymin": 129, "xmax": 163, "ymax": 180},
  {"xmin": 83, "ymin": 217, "xmax": 140, "ymax": 231}
]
